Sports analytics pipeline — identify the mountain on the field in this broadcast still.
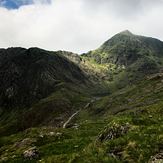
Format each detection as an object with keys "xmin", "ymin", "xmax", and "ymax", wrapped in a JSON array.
[
  {"xmin": 0, "ymin": 47, "xmax": 88, "ymax": 108},
  {"xmin": 0, "ymin": 31, "xmax": 163, "ymax": 163},
  {"xmin": 84, "ymin": 30, "xmax": 163, "ymax": 67},
  {"xmin": 82, "ymin": 30, "xmax": 163, "ymax": 89}
]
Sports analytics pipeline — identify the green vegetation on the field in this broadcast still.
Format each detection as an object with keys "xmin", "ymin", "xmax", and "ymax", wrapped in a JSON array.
[
  {"xmin": 0, "ymin": 31, "xmax": 163, "ymax": 162},
  {"xmin": 1, "ymin": 73, "xmax": 163, "ymax": 162},
  {"xmin": 82, "ymin": 30, "xmax": 163, "ymax": 89}
]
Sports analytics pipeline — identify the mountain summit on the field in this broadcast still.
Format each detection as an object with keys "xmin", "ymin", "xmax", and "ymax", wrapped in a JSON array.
[
  {"xmin": 117, "ymin": 30, "xmax": 133, "ymax": 36},
  {"xmin": 84, "ymin": 30, "xmax": 163, "ymax": 69}
]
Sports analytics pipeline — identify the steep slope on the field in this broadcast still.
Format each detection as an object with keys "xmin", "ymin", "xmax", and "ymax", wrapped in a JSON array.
[
  {"xmin": 74, "ymin": 72, "xmax": 163, "ymax": 163},
  {"xmin": 58, "ymin": 50, "xmax": 111, "ymax": 84},
  {"xmin": 0, "ymin": 47, "xmax": 88, "ymax": 108},
  {"xmin": 82, "ymin": 30, "xmax": 163, "ymax": 90},
  {"xmin": 0, "ymin": 72, "xmax": 163, "ymax": 162}
]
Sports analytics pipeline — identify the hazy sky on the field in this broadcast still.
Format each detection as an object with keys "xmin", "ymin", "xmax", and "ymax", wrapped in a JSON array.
[{"xmin": 0, "ymin": 0, "xmax": 163, "ymax": 53}]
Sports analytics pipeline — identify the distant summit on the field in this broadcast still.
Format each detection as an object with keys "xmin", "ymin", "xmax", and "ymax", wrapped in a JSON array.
[
  {"xmin": 83, "ymin": 30, "xmax": 163, "ymax": 75},
  {"xmin": 118, "ymin": 30, "xmax": 133, "ymax": 36}
]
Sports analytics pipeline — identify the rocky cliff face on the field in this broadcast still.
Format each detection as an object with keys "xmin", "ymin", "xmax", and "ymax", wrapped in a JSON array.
[{"xmin": 0, "ymin": 47, "xmax": 87, "ymax": 108}]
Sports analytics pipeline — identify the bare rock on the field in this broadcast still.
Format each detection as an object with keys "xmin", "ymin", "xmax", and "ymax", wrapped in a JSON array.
[
  {"xmin": 23, "ymin": 147, "xmax": 39, "ymax": 160},
  {"xmin": 148, "ymin": 152, "xmax": 163, "ymax": 163},
  {"xmin": 14, "ymin": 138, "xmax": 36, "ymax": 148},
  {"xmin": 98, "ymin": 123, "xmax": 130, "ymax": 142}
]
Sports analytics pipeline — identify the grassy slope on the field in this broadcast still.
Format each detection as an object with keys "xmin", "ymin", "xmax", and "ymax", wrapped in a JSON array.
[
  {"xmin": 0, "ymin": 74, "xmax": 163, "ymax": 163},
  {"xmin": 81, "ymin": 31, "xmax": 163, "ymax": 94},
  {"xmin": 0, "ymin": 83, "xmax": 91, "ymax": 136},
  {"xmin": 75, "ymin": 76, "xmax": 163, "ymax": 162}
]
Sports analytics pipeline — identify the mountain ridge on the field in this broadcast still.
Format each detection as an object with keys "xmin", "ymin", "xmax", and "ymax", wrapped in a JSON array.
[
  {"xmin": 0, "ymin": 47, "xmax": 89, "ymax": 108},
  {"xmin": 1, "ymin": 31, "xmax": 163, "ymax": 108}
]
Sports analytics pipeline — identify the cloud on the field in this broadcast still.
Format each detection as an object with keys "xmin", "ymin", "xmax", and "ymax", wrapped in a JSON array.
[
  {"xmin": 33, "ymin": 0, "xmax": 51, "ymax": 4},
  {"xmin": 0, "ymin": 0, "xmax": 163, "ymax": 53}
]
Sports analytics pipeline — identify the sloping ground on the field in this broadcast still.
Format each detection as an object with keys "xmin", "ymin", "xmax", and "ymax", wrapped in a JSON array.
[
  {"xmin": 0, "ymin": 83, "xmax": 91, "ymax": 136},
  {"xmin": 0, "ymin": 73, "xmax": 163, "ymax": 162},
  {"xmin": 59, "ymin": 50, "xmax": 128, "ymax": 95},
  {"xmin": 59, "ymin": 50, "xmax": 112, "ymax": 83},
  {"xmin": 75, "ymin": 74, "xmax": 163, "ymax": 162},
  {"xmin": 0, "ymin": 47, "xmax": 93, "ymax": 137}
]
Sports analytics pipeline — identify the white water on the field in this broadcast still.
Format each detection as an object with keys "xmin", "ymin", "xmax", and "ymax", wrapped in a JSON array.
[
  {"xmin": 63, "ymin": 110, "xmax": 80, "ymax": 128},
  {"xmin": 62, "ymin": 97, "xmax": 100, "ymax": 128}
]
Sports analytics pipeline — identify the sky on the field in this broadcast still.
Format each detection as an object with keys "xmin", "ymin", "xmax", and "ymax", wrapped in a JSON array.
[{"xmin": 0, "ymin": 0, "xmax": 163, "ymax": 53}]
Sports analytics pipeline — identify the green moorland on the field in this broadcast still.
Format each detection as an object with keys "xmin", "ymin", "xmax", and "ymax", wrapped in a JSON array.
[{"xmin": 0, "ymin": 73, "xmax": 163, "ymax": 163}]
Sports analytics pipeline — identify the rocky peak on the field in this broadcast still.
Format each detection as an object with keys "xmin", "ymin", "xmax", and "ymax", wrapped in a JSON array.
[{"xmin": 118, "ymin": 30, "xmax": 133, "ymax": 36}]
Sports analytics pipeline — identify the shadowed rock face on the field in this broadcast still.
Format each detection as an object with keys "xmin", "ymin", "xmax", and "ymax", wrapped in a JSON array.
[
  {"xmin": 1, "ymin": 32, "xmax": 163, "ymax": 109},
  {"xmin": 0, "ymin": 47, "xmax": 87, "ymax": 108}
]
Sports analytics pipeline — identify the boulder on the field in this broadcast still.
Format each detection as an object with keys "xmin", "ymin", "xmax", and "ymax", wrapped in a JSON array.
[
  {"xmin": 98, "ymin": 123, "xmax": 130, "ymax": 142},
  {"xmin": 148, "ymin": 152, "xmax": 163, "ymax": 163},
  {"xmin": 23, "ymin": 147, "xmax": 39, "ymax": 160}
]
